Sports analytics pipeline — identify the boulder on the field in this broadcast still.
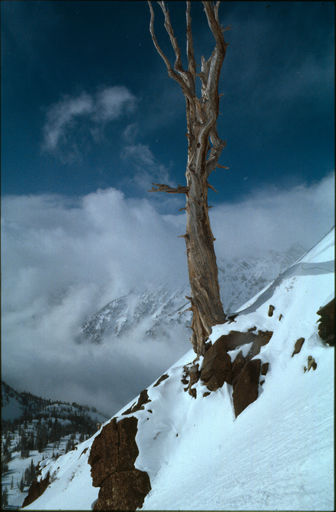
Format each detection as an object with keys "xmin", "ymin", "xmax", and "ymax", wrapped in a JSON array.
[
  {"xmin": 231, "ymin": 351, "xmax": 246, "ymax": 385},
  {"xmin": 233, "ymin": 359, "xmax": 261, "ymax": 417},
  {"xmin": 291, "ymin": 337, "xmax": 305, "ymax": 357},
  {"xmin": 94, "ymin": 470, "xmax": 151, "ymax": 511},
  {"xmin": 200, "ymin": 338, "xmax": 232, "ymax": 391},
  {"xmin": 317, "ymin": 298, "xmax": 335, "ymax": 346},
  {"xmin": 268, "ymin": 305, "xmax": 275, "ymax": 317},
  {"xmin": 89, "ymin": 416, "xmax": 151, "ymax": 510}
]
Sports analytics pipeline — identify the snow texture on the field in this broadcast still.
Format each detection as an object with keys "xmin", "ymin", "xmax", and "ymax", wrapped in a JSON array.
[{"xmin": 24, "ymin": 228, "xmax": 334, "ymax": 511}]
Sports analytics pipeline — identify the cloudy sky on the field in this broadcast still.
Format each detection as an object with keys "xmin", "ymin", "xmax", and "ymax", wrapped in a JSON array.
[{"xmin": 1, "ymin": 1, "xmax": 334, "ymax": 415}]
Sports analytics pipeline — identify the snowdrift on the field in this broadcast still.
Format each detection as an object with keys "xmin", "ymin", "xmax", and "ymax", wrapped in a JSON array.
[{"xmin": 24, "ymin": 228, "xmax": 334, "ymax": 511}]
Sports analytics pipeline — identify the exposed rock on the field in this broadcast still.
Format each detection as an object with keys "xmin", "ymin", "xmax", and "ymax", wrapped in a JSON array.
[
  {"xmin": 304, "ymin": 355, "xmax": 317, "ymax": 372},
  {"xmin": 22, "ymin": 472, "xmax": 50, "ymax": 508},
  {"xmin": 200, "ymin": 338, "xmax": 232, "ymax": 391},
  {"xmin": 93, "ymin": 469, "xmax": 151, "ymax": 511},
  {"xmin": 227, "ymin": 313, "xmax": 238, "ymax": 323},
  {"xmin": 181, "ymin": 363, "xmax": 201, "ymax": 397},
  {"xmin": 231, "ymin": 351, "xmax": 246, "ymax": 385},
  {"xmin": 189, "ymin": 364, "xmax": 200, "ymax": 387},
  {"xmin": 203, "ymin": 391, "xmax": 211, "ymax": 397},
  {"xmin": 246, "ymin": 330, "xmax": 273, "ymax": 359},
  {"xmin": 233, "ymin": 359, "xmax": 261, "ymax": 417},
  {"xmin": 279, "ymin": 314, "xmax": 283, "ymax": 321},
  {"xmin": 268, "ymin": 304, "xmax": 275, "ymax": 317},
  {"xmin": 189, "ymin": 388, "xmax": 197, "ymax": 399},
  {"xmin": 317, "ymin": 298, "xmax": 335, "ymax": 346},
  {"xmin": 261, "ymin": 362, "xmax": 269, "ymax": 376},
  {"xmin": 122, "ymin": 389, "xmax": 151, "ymax": 415},
  {"xmin": 216, "ymin": 330, "xmax": 272, "ymax": 352},
  {"xmin": 153, "ymin": 373, "xmax": 169, "ymax": 387},
  {"xmin": 89, "ymin": 416, "xmax": 151, "ymax": 511},
  {"xmin": 291, "ymin": 337, "xmax": 305, "ymax": 357}
]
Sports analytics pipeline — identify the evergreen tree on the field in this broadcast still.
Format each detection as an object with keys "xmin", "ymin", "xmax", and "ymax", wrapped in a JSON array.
[{"xmin": 1, "ymin": 487, "xmax": 8, "ymax": 508}]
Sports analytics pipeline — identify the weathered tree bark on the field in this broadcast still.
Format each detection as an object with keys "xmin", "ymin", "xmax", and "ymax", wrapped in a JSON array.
[{"xmin": 148, "ymin": 1, "xmax": 229, "ymax": 355}]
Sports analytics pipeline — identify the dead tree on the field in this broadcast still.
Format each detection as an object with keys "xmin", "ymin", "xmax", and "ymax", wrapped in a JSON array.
[{"xmin": 148, "ymin": 1, "xmax": 229, "ymax": 355}]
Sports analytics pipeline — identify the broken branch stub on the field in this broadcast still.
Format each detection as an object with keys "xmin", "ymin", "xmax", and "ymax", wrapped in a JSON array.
[{"xmin": 149, "ymin": 183, "xmax": 189, "ymax": 194}]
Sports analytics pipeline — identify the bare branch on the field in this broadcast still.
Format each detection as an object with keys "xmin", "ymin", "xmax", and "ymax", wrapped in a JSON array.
[
  {"xmin": 147, "ymin": 1, "xmax": 194, "ymax": 101},
  {"xmin": 207, "ymin": 182, "xmax": 218, "ymax": 193},
  {"xmin": 201, "ymin": 1, "xmax": 227, "ymax": 108},
  {"xmin": 214, "ymin": 1, "xmax": 221, "ymax": 23},
  {"xmin": 186, "ymin": 1, "xmax": 197, "ymax": 79},
  {"xmin": 147, "ymin": 3, "xmax": 175, "ymax": 73},
  {"xmin": 149, "ymin": 183, "xmax": 189, "ymax": 194},
  {"xmin": 216, "ymin": 163, "xmax": 229, "ymax": 169},
  {"xmin": 158, "ymin": 1, "xmax": 184, "ymax": 72}
]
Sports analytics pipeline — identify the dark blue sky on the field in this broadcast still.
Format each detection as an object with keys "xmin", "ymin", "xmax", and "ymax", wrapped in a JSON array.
[{"xmin": 1, "ymin": 0, "xmax": 334, "ymax": 207}]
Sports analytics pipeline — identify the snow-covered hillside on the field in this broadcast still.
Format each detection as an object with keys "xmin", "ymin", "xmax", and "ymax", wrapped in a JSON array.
[
  {"xmin": 23, "ymin": 229, "xmax": 334, "ymax": 511},
  {"xmin": 1, "ymin": 383, "xmax": 107, "ymax": 509}
]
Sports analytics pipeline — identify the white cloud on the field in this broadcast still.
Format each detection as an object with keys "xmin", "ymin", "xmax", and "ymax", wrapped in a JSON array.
[
  {"xmin": 211, "ymin": 173, "xmax": 335, "ymax": 258},
  {"xmin": 42, "ymin": 93, "xmax": 94, "ymax": 152},
  {"xmin": 1, "ymin": 173, "xmax": 334, "ymax": 414},
  {"xmin": 94, "ymin": 86, "xmax": 136, "ymax": 122},
  {"xmin": 121, "ymin": 143, "xmax": 175, "ymax": 194},
  {"xmin": 42, "ymin": 86, "xmax": 136, "ymax": 159}
]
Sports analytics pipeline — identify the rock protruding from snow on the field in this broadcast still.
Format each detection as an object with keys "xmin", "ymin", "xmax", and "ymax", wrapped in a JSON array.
[
  {"xmin": 232, "ymin": 359, "xmax": 262, "ymax": 417},
  {"xmin": 198, "ymin": 329, "xmax": 273, "ymax": 416},
  {"xmin": 22, "ymin": 472, "xmax": 50, "ymax": 508},
  {"xmin": 88, "ymin": 416, "xmax": 151, "ymax": 510},
  {"xmin": 317, "ymin": 298, "xmax": 335, "ymax": 346},
  {"xmin": 200, "ymin": 339, "xmax": 232, "ymax": 391},
  {"xmin": 291, "ymin": 337, "xmax": 305, "ymax": 357},
  {"xmin": 122, "ymin": 390, "xmax": 151, "ymax": 416}
]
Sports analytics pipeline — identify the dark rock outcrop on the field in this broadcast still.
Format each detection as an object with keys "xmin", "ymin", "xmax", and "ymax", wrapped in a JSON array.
[
  {"xmin": 268, "ymin": 305, "xmax": 275, "ymax": 317},
  {"xmin": 89, "ymin": 416, "xmax": 151, "ymax": 510},
  {"xmin": 182, "ymin": 363, "xmax": 200, "ymax": 397},
  {"xmin": 304, "ymin": 355, "xmax": 317, "ymax": 372},
  {"xmin": 200, "ymin": 329, "xmax": 272, "ymax": 416},
  {"xmin": 153, "ymin": 373, "xmax": 169, "ymax": 387},
  {"xmin": 317, "ymin": 298, "xmax": 335, "ymax": 346},
  {"xmin": 215, "ymin": 329, "xmax": 272, "ymax": 352},
  {"xmin": 261, "ymin": 362, "xmax": 269, "ymax": 376},
  {"xmin": 232, "ymin": 359, "xmax": 261, "ymax": 417},
  {"xmin": 94, "ymin": 470, "xmax": 151, "ymax": 511},
  {"xmin": 122, "ymin": 390, "xmax": 151, "ymax": 416},
  {"xmin": 231, "ymin": 350, "xmax": 246, "ymax": 385},
  {"xmin": 22, "ymin": 472, "xmax": 50, "ymax": 508},
  {"xmin": 291, "ymin": 337, "xmax": 305, "ymax": 357},
  {"xmin": 200, "ymin": 337, "xmax": 232, "ymax": 391}
]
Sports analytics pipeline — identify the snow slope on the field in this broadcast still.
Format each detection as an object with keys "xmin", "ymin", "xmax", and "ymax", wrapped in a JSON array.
[
  {"xmin": 24, "ymin": 229, "xmax": 334, "ymax": 511},
  {"xmin": 1, "ymin": 383, "xmax": 108, "ymax": 509}
]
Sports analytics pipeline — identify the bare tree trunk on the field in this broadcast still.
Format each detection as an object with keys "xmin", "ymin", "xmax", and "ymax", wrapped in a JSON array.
[{"xmin": 148, "ymin": 1, "xmax": 230, "ymax": 355}]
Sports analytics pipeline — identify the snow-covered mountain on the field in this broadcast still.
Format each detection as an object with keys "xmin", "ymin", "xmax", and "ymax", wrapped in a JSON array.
[
  {"xmin": 1, "ymin": 382, "xmax": 107, "ymax": 509},
  {"xmin": 79, "ymin": 244, "xmax": 305, "ymax": 345},
  {"xmin": 22, "ymin": 228, "xmax": 334, "ymax": 510}
]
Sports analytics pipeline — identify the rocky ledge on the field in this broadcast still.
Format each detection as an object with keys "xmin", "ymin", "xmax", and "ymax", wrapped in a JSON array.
[
  {"xmin": 182, "ymin": 328, "xmax": 273, "ymax": 417},
  {"xmin": 88, "ymin": 416, "xmax": 151, "ymax": 511}
]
